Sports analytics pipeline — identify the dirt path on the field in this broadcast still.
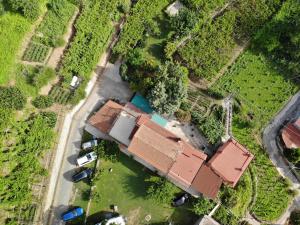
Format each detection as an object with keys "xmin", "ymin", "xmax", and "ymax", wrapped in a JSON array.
[
  {"xmin": 47, "ymin": 9, "xmax": 79, "ymax": 69},
  {"xmin": 39, "ymin": 77, "xmax": 60, "ymax": 95}
]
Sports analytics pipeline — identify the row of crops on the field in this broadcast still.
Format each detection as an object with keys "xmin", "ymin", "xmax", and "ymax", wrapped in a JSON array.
[{"xmin": 22, "ymin": 0, "xmax": 76, "ymax": 63}]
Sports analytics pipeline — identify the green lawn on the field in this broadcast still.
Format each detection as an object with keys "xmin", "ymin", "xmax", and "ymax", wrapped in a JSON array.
[
  {"xmin": 142, "ymin": 13, "xmax": 172, "ymax": 63},
  {"xmin": 0, "ymin": 13, "xmax": 30, "ymax": 85},
  {"xmin": 74, "ymin": 154, "xmax": 197, "ymax": 225}
]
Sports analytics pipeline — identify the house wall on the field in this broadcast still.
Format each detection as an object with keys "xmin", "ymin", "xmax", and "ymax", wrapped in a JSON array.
[{"xmin": 84, "ymin": 124, "xmax": 113, "ymax": 141}]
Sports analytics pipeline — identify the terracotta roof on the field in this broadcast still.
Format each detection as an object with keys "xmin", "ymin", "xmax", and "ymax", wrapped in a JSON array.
[
  {"xmin": 208, "ymin": 139, "xmax": 254, "ymax": 187},
  {"xmin": 128, "ymin": 119, "xmax": 207, "ymax": 178},
  {"xmin": 88, "ymin": 100, "xmax": 123, "ymax": 134},
  {"xmin": 191, "ymin": 164, "xmax": 222, "ymax": 199},
  {"xmin": 168, "ymin": 143, "xmax": 207, "ymax": 187},
  {"xmin": 281, "ymin": 123, "xmax": 300, "ymax": 149}
]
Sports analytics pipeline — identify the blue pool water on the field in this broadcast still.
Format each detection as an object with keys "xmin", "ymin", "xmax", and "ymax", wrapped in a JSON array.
[
  {"xmin": 151, "ymin": 113, "xmax": 168, "ymax": 127},
  {"xmin": 131, "ymin": 93, "xmax": 168, "ymax": 127},
  {"xmin": 131, "ymin": 93, "xmax": 153, "ymax": 114}
]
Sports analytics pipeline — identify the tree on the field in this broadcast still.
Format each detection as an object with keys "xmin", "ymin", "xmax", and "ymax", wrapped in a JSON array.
[
  {"xmin": 0, "ymin": 87, "xmax": 26, "ymax": 110},
  {"xmin": 145, "ymin": 176, "xmax": 177, "ymax": 204},
  {"xmin": 171, "ymin": 8, "xmax": 198, "ymax": 38},
  {"xmin": 284, "ymin": 148, "xmax": 300, "ymax": 165},
  {"xmin": 32, "ymin": 95, "xmax": 54, "ymax": 109},
  {"xmin": 147, "ymin": 62, "xmax": 188, "ymax": 115},
  {"xmin": 290, "ymin": 210, "xmax": 300, "ymax": 225}
]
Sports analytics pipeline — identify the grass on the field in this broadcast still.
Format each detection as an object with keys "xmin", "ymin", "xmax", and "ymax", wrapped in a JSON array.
[
  {"xmin": 0, "ymin": 13, "xmax": 30, "ymax": 85},
  {"xmin": 74, "ymin": 154, "xmax": 197, "ymax": 225},
  {"xmin": 211, "ymin": 50, "xmax": 298, "ymax": 221},
  {"xmin": 142, "ymin": 13, "xmax": 172, "ymax": 63}
]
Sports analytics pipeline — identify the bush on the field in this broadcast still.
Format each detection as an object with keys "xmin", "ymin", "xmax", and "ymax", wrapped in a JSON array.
[
  {"xmin": 32, "ymin": 95, "xmax": 54, "ymax": 109},
  {"xmin": 175, "ymin": 109, "xmax": 191, "ymax": 122},
  {"xmin": 284, "ymin": 148, "xmax": 300, "ymax": 165},
  {"xmin": 145, "ymin": 176, "xmax": 178, "ymax": 204},
  {"xmin": 118, "ymin": 1, "xmax": 130, "ymax": 14},
  {"xmin": 290, "ymin": 210, "xmax": 300, "ymax": 225},
  {"xmin": 95, "ymin": 140, "xmax": 119, "ymax": 162},
  {"xmin": 192, "ymin": 197, "xmax": 215, "ymax": 216},
  {"xmin": 39, "ymin": 111, "xmax": 57, "ymax": 128},
  {"xmin": 7, "ymin": 0, "xmax": 40, "ymax": 20},
  {"xmin": 0, "ymin": 86, "xmax": 26, "ymax": 110}
]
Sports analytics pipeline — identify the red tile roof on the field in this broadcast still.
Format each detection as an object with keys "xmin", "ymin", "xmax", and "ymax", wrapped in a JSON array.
[
  {"xmin": 208, "ymin": 139, "xmax": 254, "ymax": 187},
  {"xmin": 128, "ymin": 119, "xmax": 207, "ymax": 181},
  {"xmin": 281, "ymin": 123, "xmax": 300, "ymax": 149},
  {"xmin": 88, "ymin": 100, "xmax": 123, "ymax": 134},
  {"xmin": 191, "ymin": 164, "xmax": 223, "ymax": 199}
]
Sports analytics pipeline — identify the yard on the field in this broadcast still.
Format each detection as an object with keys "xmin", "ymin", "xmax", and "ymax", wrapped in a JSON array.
[{"xmin": 73, "ymin": 153, "xmax": 198, "ymax": 225}]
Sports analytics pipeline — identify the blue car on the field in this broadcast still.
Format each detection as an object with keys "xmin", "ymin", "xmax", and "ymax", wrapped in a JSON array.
[{"xmin": 61, "ymin": 207, "xmax": 84, "ymax": 221}]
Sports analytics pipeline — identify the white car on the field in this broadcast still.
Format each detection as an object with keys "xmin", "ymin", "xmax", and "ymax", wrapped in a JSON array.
[
  {"xmin": 82, "ymin": 139, "xmax": 98, "ymax": 150},
  {"xmin": 76, "ymin": 151, "xmax": 97, "ymax": 167},
  {"xmin": 96, "ymin": 215, "xmax": 126, "ymax": 225}
]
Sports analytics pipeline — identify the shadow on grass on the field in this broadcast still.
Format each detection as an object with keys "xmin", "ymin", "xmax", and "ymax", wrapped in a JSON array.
[{"xmin": 86, "ymin": 211, "xmax": 119, "ymax": 225}]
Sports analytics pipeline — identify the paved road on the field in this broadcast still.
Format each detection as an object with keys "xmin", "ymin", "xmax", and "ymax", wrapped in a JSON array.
[
  {"xmin": 46, "ymin": 61, "xmax": 132, "ymax": 225},
  {"xmin": 263, "ymin": 91, "xmax": 300, "ymax": 224}
]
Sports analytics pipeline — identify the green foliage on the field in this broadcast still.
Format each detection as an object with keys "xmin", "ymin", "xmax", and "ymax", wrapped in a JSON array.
[
  {"xmin": 0, "ymin": 14, "xmax": 30, "ymax": 85},
  {"xmin": 33, "ymin": 0, "xmax": 76, "ymax": 47},
  {"xmin": 147, "ymin": 61, "xmax": 188, "ymax": 115},
  {"xmin": 49, "ymin": 86, "xmax": 71, "ymax": 104},
  {"xmin": 7, "ymin": 0, "xmax": 41, "ymax": 20},
  {"xmin": 253, "ymin": 0, "xmax": 300, "ymax": 77},
  {"xmin": 22, "ymin": 42, "xmax": 50, "ymax": 62},
  {"xmin": 60, "ymin": 0, "xmax": 120, "ymax": 80},
  {"xmin": 181, "ymin": 0, "xmax": 226, "ymax": 12},
  {"xmin": 113, "ymin": 0, "xmax": 171, "ymax": 56},
  {"xmin": 178, "ymin": 0, "xmax": 282, "ymax": 80},
  {"xmin": 0, "ymin": 86, "xmax": 26, "ymax": 110},
  {"xmin": 175, "ymin": 109, "xmax": 191, "ymax": 122},
  {"xmin": 32, "ymin": 95, "xmax": 54, "ymax": 108},
  {"xmin": 117, "ymin": 1, "xmax": 130, "ymax": 14},
  {"xmin": 0, "ymin": 114, "xmax": 55, "ymax": 208},
  {"xmin": 284, "ymin": 148, "xmax": 300, "ymax": 165},
  {"xmin": 171, "ymin": 8, "xmax": 198, "ymax": 38},
  {"xmin": 192, "ymin": 197, "xmax": 215, "ymax": 216},
  {"xmin": 39, "ymin": 111, "xmax": 57, "ymax": 128},
  {"xmin": 213, "ymin": 206, "xmax": 239, "ymax": 225},
  {"xmin": 145, "ymin": 176, "xmax": 178, "ymax": 204},
  {"xmin": 95, "ymin": 140, "xmax": 119, "ymax": 162},
  {"xmin": 290, "ymin": 210, "xmax": 300, "ymax": 225}
]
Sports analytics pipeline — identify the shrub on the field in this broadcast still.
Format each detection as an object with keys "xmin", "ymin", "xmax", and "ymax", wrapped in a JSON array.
[
  {"xmin": 145, "ymin": 176, "xmax": 178, "ymax": 204},
  {"xmin": 175, "ymin": 109, "xmax": 191, "ymax": 122},
  {"xmin": 95, "ymin": 140, "xmax": 119, "ymax": 162},
  {"xmin": 290, "ymin": 210, "xmax": 300, "ymax": 225},
  {"xmin": 118, "ymin": 1, "xmax": 130, "ymax": 14},
  {"xmin": 32, "ymin": 95, "xmax": 54, "ymax": 109},
  {"xmin": 7, "ymin": 0, "xmax": 40, "ymax": 20},
  {"xmin": 0, "ymin": 86, "xmax": 26, "ymax": 110},
  {"xmin": 192, "ymin": 197, "xmax": 215, "ymax": 216},
  {"xmin": 39, "ymin": 111, "xmax": 57, "ymax": 128},
  {"xmin": 284, "ymin": 148, "xmax": 300, "ymax": 165}
]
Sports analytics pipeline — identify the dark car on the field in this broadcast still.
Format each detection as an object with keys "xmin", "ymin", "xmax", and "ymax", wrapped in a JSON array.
[
  {"xmin": 172, "ymin": 193, "xmax": 189, "ymax": 207},
  {"xmin": 61, "ymin": 207, "xmax": 83, "ymax": 221},
  {"xmin": 72, "ymin": 168, "xmax": 93, "ymax": 182}
]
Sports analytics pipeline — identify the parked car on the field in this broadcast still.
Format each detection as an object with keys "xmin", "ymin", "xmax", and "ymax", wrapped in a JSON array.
[
  {"xmin": 76, "ymin": 151, "xmax": 97, "ymax": 167},
  {"xmin": 72, "ymin": 168, "xmax": 93, "ymax": 182},
  {"xmin": 82, "ymin": 139, "xmax": 98, "ymax": 150},
  {"xmin": 61, "ymin": 207, "xmax": 84, "ymax": 221},
  {"xmin": 95, "ymin": 215, "xmax": 127, "ymax": 225},
  {"xmin": 172, "ymin": 193, "xmax": 189, "ymax": 207}
]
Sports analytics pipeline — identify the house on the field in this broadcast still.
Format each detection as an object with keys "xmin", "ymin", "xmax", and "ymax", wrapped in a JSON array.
[
  {"xmin": 165, "ymin": 1, "xmax": 184, "ymax": 16},
  {"xmin": 86, "ymin": 100, "xmax": 254, "ymax": 198},
  {"xmin": 281, "ymin": 118, "xmax": 300, "ymax": 149}
]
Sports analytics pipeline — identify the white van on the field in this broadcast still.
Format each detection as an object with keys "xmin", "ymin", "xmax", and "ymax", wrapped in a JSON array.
[{"xmin": 76, "ymin": 151, "xmax": 97, "ymax": 167}]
